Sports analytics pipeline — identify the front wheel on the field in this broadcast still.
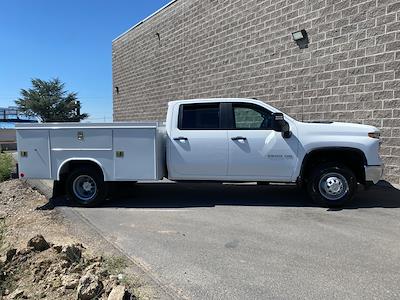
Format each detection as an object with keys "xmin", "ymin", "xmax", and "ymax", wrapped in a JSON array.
[
  {"xmin": 66, "ymin": 167, "xmax": 108, "ymax": 207},
  {"xmin": 307, "ymin": 163, "xmax": 357, "ymax": 207}
]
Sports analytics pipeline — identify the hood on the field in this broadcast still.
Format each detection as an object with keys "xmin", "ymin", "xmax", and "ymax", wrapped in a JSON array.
[{"xmin": 295, "ymin": 121, "xmax": 380, "ymax": 137}]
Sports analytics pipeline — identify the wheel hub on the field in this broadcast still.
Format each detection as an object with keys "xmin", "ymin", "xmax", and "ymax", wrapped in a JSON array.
[
  {"xmin": 325, "ymin": 177, "xmax": 343, "ymax": 194},
  {"xmin": 72, "ymin": 175, "xmax": 97, "ymax": 202},
  {"xmin": 82, "ymin": 181, "xmax": 93, "ymax": 192},
  {"xmin": 318, "ymin": 172, "xmax": 349, "ymax": 201}
]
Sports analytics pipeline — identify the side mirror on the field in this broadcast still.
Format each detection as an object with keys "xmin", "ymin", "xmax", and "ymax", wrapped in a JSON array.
[{"xmin": 271, "ymin": 113, "xmax": 292, "ymax": 138}]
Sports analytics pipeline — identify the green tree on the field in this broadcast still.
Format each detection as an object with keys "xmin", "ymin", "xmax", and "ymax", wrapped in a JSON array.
[{"xmin": 15, "ymin": 78, "xmax": 89, "ymax": 122}]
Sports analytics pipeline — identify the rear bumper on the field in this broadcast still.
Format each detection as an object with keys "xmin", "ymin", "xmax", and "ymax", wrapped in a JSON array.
[{"xmin": 365, "ymin": 165, "xmax": 384, "ymax": 184}]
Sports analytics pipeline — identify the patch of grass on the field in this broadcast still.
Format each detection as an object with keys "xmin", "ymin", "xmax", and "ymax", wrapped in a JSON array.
[
  {"xmin": 103, "ymin": 256, "xmax": 146, "ymax": 298},
  {"xmin": 0, "ymin": 153, "xmax": 13, "ymax": 182},
  {"xmin": 103, "ymin": 256, "xmax": 128, "ymax": 275}
]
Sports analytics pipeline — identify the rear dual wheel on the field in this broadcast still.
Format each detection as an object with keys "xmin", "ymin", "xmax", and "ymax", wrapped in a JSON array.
[{"xmin": 66, "ymin": 167, "xmax": 108, "ymax": 207}]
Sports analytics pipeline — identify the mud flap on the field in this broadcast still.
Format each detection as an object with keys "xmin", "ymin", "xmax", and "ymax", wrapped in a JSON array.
[{"xmin": 52, "ymin": 180, "xmax": 65, "ymax": 199}]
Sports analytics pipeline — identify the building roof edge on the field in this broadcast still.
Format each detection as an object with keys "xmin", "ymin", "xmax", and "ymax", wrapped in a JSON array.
[{"xmin": 112, "ymin": 0, "xmax": 178, "ymax": 42}]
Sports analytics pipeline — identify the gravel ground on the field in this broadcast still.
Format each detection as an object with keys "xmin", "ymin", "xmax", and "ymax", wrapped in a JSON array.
[
  {"xmin": 0, "ymin": 180, "xmax": 76, "ymax": 249},
  {"xmin": 0, "ymin": 179, "xmax": 153, "ymax": 299}
]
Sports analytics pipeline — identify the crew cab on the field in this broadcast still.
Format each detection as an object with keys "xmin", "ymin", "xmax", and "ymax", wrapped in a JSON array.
[{"xmin": 16, "ymin": 98, "xmax": 384, "ymax": 207}]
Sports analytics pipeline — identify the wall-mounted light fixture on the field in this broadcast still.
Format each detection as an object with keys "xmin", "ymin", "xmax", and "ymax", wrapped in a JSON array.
[{"xmin": 292, "ymin": 29, "xmax": 309, "ymax": 49}]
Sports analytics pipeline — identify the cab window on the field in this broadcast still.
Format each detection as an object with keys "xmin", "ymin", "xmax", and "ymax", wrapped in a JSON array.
[
  {"xmin": 179, "ymin": 103, "xmax": 220, "ymax": 130},
  {"xmin": 232, "ymin": 103, "xmax": 273, "ymax": 130}
]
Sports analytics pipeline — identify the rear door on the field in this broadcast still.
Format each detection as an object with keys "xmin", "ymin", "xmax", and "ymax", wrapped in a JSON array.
[
  {"xmin": 227, "ymin": 102, "xmax": 297, "ymax": 180},
  {"xmin": 168, "ymin": 103, "xmax": 228, "ymax": 179}
]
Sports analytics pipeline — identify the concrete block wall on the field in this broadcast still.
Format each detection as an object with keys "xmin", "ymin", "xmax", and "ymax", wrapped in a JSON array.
[{"xmin": 112, "ymin": 0, "xmax": 400, "ymax": 184}]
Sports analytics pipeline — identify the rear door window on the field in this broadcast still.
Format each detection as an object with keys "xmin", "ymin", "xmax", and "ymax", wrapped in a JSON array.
[{"xmin": 179, "ymin": 103, "xmax": 220, "ymax": 130}]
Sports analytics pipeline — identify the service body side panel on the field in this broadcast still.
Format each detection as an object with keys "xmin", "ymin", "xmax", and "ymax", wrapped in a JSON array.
[
  {"xmin": 113, "ymin": 128, "xmax": 158, "ymax": 180},
  {"xmin": 50, "ymin": 129, "xmax": 112, "ymax": 150},
  {"xmin": 51, "ymin": 150, "xmax": 114, "ymax": 181},
  {"xmin": 16, "ymin": 122, "xmax": 162, "ymax": 182},
  {"xmin": 50, "ymin": 128, "xmax": 114, "ymax": 181},
  {"xmin": 16, "ymin": 129, "xmax": 52, "ymax": 179}
]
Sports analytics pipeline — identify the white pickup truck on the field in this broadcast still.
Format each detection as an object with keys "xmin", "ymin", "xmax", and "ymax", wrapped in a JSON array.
[{"xmin": 16, "ymin": 98, "xmax": 383, "ymax": 207}]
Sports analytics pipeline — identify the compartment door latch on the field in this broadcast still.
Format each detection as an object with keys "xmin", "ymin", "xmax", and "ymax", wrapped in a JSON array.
[{"xmin": 77, "ymin": 131, "xmax": 84, "ymax": 140}]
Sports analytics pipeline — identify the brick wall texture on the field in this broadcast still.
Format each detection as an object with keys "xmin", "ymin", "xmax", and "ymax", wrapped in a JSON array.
[{"xmin": 112, "ymin": 0, "xmax": 400, "ymax": 184}]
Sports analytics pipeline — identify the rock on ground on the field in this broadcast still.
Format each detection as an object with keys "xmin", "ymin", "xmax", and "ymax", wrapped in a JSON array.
[
  {"xmin": 61, "ymin": 244, "xmax": 82, "ymax": 263},
  {"xmin": 27, "ymin": 234, "xmax": 50, "ymax": 251},
  {"xmin": 1, "ymin": 235, "xmax": 138, "ymax": 300},
  {"xmin": 62, "ymin": 274, "xmax": 80, "ymax": 289},
  {"xmin": 0, "ymin": 210, "xmax": 7, "ymax": 219},
  {"xmin": 5, "ymin": 248, "xmax": 16, "ymax": 262},
  {"xmin": 108, "ymin": 285, "xmax": 129, "ymax": 300},
  {"xmin": 7, "ymin": 288, "xmax": 24, "ymax": 299},
  {"xmin": 77, "ymin": 273, "xmax": 103, "ymax": 300}
]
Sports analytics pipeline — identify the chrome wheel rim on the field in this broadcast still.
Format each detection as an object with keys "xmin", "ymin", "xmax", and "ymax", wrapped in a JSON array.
[
  {"xmin": 72, "ymin": 175, "xmax": 97, "ymax": 202},
  {"xmin": 318, "ymin": 172, "xmax": 349, "ymax": 201}
]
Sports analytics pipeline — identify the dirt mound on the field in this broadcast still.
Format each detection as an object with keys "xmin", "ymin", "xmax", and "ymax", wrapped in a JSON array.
[
  {"xmin": 0, "ymin": 180, "xmax": 152, "ymax": 300},
  {"xmin": 1, "ymin": 235, "xmax": 133, "ymax": 299},
  {"xmin": 0, "ymin": 180, "xmax": 77, "ymax": 250}
]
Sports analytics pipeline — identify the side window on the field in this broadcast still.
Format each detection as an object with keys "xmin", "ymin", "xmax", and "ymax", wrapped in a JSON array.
[
  {"xmin": 232, "ymin": 104, "xmax": 272, "ymax": 130},
  {"xmin": 179, "ymin": 103, "xmax": 220, "ymax": 130}
]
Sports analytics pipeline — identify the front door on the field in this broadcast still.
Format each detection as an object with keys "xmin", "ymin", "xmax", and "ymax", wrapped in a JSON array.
[
  {"xmin": 227, "ymin": 103, "xmax": 298, "ymax": 181},
  {"xmin": 168, "ymin": 103, "xmax": 228, "ymax": 179}
]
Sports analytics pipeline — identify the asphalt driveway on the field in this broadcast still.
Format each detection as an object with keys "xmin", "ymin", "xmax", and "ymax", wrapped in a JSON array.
[{"xmin": 53, "ymin": 182, "xmax": 400, "ymax": 300}]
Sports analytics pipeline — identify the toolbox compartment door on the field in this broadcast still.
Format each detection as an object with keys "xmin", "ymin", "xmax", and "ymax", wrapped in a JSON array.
[
  {"xmin": 113, "ymin": 128, "xmax": 156, "ymax": 180},
  {"xmin": 16, "ymin": 129, "xmax": 51, "ymax": 179},
  {"xmin": 50, "ymin": 129, "xmax": 112, "ymax": 150}
]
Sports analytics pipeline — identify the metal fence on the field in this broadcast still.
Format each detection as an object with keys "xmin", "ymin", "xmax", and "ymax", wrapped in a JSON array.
[
  {"xmin": 0, "ymin": 107, "xmax": 38, "ymax": 123},
  {"xmin": 0, "ymin": 107, "xmax": 38, "ymax": 151}
]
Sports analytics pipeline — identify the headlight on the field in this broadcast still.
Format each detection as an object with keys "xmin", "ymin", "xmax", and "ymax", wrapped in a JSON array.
[{"xmin": 368, "ymin": 132, "xmax": 380, "ymax": 139}]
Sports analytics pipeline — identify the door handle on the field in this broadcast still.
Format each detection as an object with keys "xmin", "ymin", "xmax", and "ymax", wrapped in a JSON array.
[
  {"xmin": 231, "ymin": 136, "xmax": 247, "ymax": 141},
  {"xmin": 173, "ymin": 137, "xmax": 188, "ymax": 141}
]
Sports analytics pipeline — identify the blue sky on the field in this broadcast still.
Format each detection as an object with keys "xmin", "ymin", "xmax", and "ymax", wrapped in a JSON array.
[{"xmin": 0, "ymin": 0, "xmax": 171, "ymax": 122}]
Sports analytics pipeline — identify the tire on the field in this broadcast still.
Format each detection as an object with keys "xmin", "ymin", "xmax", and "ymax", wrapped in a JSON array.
[
  {"xmin": 66, "ymin": 167, "xmax": 108, "ymax": 207},
  {"xmin": 307, "ymin": 163, "xmax": 357, "ymax": 208}
]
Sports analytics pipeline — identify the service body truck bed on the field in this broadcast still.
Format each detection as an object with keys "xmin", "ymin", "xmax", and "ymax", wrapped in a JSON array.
[{"xmin": 16, "ymin": 122, "xmax": 166, "ymax": 181}]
